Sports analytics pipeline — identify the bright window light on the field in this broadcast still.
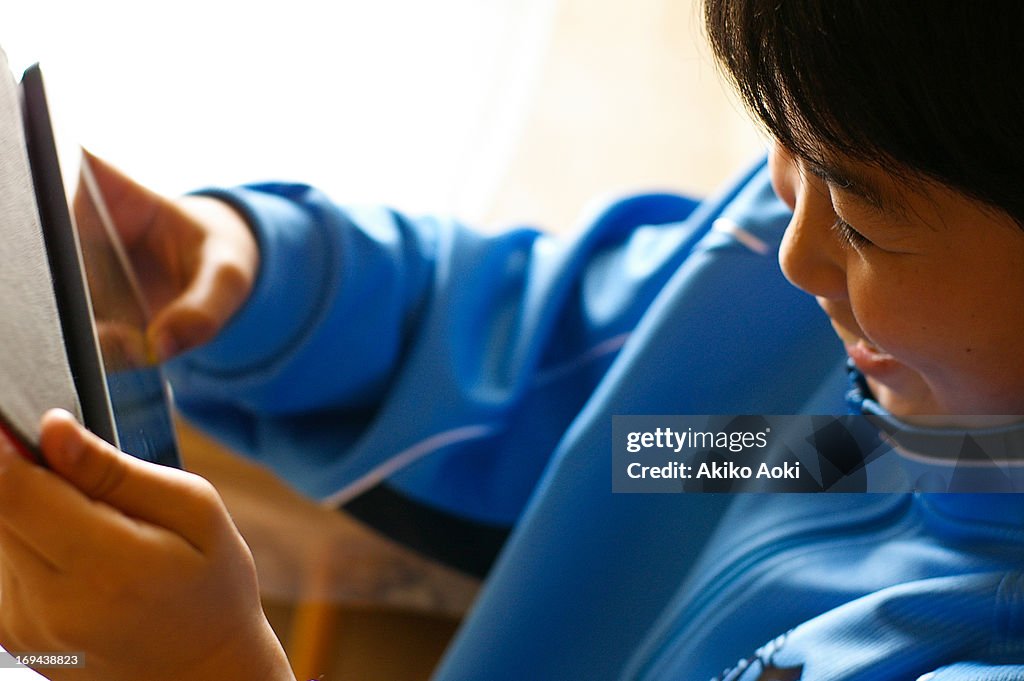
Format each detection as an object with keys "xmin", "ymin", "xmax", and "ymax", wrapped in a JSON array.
[{"xmin": 1, "ymin": 0, "xmax": 557, "ymax": 220}]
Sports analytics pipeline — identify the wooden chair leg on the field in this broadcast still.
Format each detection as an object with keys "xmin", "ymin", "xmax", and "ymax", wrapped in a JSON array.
[{"xmin": 288, "ymin": 556, "xmax": 341, "ymax": 681}]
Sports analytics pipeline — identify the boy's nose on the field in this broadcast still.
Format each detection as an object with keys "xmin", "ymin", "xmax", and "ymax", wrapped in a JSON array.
[{"xmin": 778, "ymin": 191, "xmax": 848, "ymax": 301}]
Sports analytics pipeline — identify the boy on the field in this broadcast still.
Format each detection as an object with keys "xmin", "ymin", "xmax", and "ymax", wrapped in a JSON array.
[{"xmin": 0, "ymin": 1, "xmax": 1021, "ymax": 679}]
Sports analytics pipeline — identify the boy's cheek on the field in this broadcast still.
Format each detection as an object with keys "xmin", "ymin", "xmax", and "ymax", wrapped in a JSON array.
[
  {"xmin": 848, "ymin": 292, "xmax": 937, "ymax": 369},
  {"xmin": 856, "ymin": 294, "xmax": 1024, "ymax": 414}
]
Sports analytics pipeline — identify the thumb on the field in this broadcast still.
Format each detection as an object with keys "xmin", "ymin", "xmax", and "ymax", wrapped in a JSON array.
[
  {"xmin": 146, "ymin": 231, "xmax": 255, "ymax": 360},
  {"xmin": 38, "ymin": 409, "xmax": 226, "ymax": 549},
  {"xmin": 147, "ymin": 298, "xmax": 223, "ymax": 362}
]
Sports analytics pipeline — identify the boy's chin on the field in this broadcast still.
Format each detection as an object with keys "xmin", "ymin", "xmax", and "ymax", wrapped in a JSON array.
[
  {"xmin": 866, "ymin": 374, "xmax": 1024, "ymax": 429},
  {"xmin": 867, "ymin": 374, "xmax": 943, "ymax": 422}
]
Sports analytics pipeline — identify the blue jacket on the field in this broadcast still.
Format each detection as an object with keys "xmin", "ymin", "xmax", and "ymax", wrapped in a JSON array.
[{"xmin": 168, "ymin": 159, "xmax": 1024, "ymax": 680}]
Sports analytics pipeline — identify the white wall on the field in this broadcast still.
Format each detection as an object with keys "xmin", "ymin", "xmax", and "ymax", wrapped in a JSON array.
[
  {"xmin": 1, "ymin": 0, "xmax": 761, "ymax": 230},
  {"xmin": 2, "ymin": 0, "xmax": 558, "ymax": 217}
]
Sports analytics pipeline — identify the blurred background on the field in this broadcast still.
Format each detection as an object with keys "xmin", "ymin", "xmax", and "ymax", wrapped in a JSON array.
[
  {"xmin": 2, "ymin": 0, "xmax": 761, "ymax": 230},
  {"xmin": 1, "ymin": 1, "xmax": 763, "ymax": 679}
]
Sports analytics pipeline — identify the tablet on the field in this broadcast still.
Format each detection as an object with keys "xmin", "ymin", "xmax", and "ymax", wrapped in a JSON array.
[{"xmin": 19, "ymin": 63, "xmax": 180, "ymax": 468}]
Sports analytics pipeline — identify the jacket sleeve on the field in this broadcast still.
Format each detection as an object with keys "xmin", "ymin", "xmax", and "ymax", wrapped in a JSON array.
[{"xmin": 165, "ymin": 172, "xmax": 738, "ymax": 519}]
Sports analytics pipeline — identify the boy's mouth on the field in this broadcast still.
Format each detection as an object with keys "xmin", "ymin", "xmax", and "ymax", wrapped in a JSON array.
[
  {"xmin": 818, "ymin": 300, "xmax": 903, "ymax": 377},
  {"xmin": 844, "ymin": 338, "xmax": 901, "ymax": 377}
]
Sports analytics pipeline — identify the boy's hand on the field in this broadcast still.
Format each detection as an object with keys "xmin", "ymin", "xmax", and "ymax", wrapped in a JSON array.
[
  {"xmin": 75, "ymin": 152, "xmax": 259, "ymax": 362},
  {"xmin": 0, "ymin": 410, "xmax": 295, "ymax": 681}
]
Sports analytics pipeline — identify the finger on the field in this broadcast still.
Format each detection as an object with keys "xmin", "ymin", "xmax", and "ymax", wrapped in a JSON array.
[
  {"xmin": 38, "ymin": 410, "xmax": 228, "ymax": 551},
  {"xmin": 0, "ymin": 526, "xmax": 59, "ymax": 582},
  {"xmin": 146, "ymin": 241, "xmax": 254, "ymax": 359},
  {"xmin": 78, "ymin": 149, "xmax": 162, "ymax": 247},
  {"xmin": 0, "ymin": 567, "xmax": 37, "ymax": 656},
  {"xmin": 0, "ymin": 542, "xmax": 52, "ymax": 643},
  {"xmin": 0, "ymin": 432, "xmax": 148, "ymax": 570},
  {"xmin": 95, "ymin": 320, "xmax": 151, "ymax": 370}
]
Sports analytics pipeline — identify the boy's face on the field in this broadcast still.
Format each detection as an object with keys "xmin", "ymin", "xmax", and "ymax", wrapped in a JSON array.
[{"xmin": 769, "ymin": 143, "xmax": 1024, "ymax": 425}]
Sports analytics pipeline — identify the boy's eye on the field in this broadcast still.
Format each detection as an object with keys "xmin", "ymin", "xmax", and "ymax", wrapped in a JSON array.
[{"xmin": 832, "ymin": 216, "xmax": 872, "ymax": 249}]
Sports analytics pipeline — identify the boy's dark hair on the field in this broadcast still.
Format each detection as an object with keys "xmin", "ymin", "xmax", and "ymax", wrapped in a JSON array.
[{"xmin": 703, "ymin": 1, "xmax": 1024, "ymax": 226}]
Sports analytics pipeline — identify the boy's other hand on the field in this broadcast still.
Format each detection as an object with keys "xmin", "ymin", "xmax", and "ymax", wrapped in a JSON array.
[
  {"xmin": 0, "ymin": 410, "xmax": 294, "ymax": 681},
  {"xmin": 75, "ymin": 152, "xmax": 259, "ymax": 362}
]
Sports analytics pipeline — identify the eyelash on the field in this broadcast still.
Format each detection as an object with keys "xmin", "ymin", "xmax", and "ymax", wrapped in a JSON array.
[
  {"xmin": 799, "ymin": 164, "xmax": 875, "ymax": 249},
  {"xmin": 831, "ymin": 216, "xmax": 871, "ymax": 249}
]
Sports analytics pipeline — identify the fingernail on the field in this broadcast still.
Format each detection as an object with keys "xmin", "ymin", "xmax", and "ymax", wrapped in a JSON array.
[
  {"xmin": 63, "ymin": 431, "xmax": 86, "ymax": 468},
  {"xmin": 43, "ymin": 409, "xmax": 84, "ymax": 467}
]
